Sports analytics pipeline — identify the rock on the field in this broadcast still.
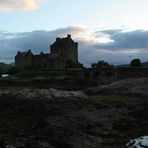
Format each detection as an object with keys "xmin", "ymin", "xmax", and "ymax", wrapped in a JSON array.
[
  {"xmin": 15, "ymin": 88, "xmax": 52, "ymax": 100},
  {"xmin": 50, "ymin": 88, "xmax": 88, "ymax": 100},
  {"xmin": 3, "ymin": 86, "xmax": 148, "ymax": 148},
  {"xmin": 0, "ymin": 88, "xmax": 88, "ymax": 101},
  {"xmin": 85, "ymin": 78, "xmax": 148, "ymax": 97},
  {"xmin": 34, "ymin": 76, "xmax": 46, "ymax": 80},
  {"xmin": 6, "ymin": 145, "xmax": 16, "ymax": 148},
  {"xmin": 38, "ymin": 142, "xmax": 54, "ymax": 148}
]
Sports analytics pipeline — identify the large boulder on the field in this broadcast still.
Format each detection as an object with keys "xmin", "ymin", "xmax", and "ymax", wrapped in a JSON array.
[{"xmin": 85, "ymin": 78, "xmax": 148, "ymax": 97}]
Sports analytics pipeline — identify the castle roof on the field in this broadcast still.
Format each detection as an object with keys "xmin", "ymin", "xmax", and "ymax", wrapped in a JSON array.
[{"xmin": 51, "ymin": 34, "xmax": 75, "ymax": 47}]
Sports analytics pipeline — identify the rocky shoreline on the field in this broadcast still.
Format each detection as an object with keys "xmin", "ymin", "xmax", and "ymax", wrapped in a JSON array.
[{"xmin": 0, "ymin": 78, "xmax": 148, "ymax": 147}]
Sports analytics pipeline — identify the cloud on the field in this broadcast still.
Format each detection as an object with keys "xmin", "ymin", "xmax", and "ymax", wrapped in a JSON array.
[
  {"xmin": 0, "ymin": 0, "xmax": 47, "ymax": 11},
  {"xmin": 1, "ymin": 26, "xmax": 148, "ymax": 66},
  {"xmin": 97, "ymin": 30, "xmax": 148, "ymax": 50}
]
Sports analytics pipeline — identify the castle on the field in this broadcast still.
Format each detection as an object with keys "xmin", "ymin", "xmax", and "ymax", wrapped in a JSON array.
[{"xmin": 15, "ymin": 35, "xmax": 79, "ymax": 69}]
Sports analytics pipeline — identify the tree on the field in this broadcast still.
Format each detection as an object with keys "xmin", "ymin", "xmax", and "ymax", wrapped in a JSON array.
[
  {"xmin": 130, "ymin": 59, "xmax": 142, "ymax": 67},
  {"xmin": 92, "ymin": 60, "xmax": 111, "ymax": 68}
]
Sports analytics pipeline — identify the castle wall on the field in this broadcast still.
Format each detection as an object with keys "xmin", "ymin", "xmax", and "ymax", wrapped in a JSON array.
[
  {"xmin": 49, "ymin": 54, "xmax": 65, "ymax": 69},
  {"xmin": 63, "ymin": 43, "xmax": 78, "ymax": 63},
  {"xmin": 15, "ymin": 51, "xmax": 33, "ymax": 69},
  {"xmin": 85, "ymin": 67, "xmax": 148, "ymax": 82},
  {"xmin": 32, "ymin": 54, "xmax": 50, "ymax": 69},
  {"xmin": 15, "ymin": 35, "xmax": 79, "ymax": 70},
  {"xmin": 50, "ymin": 35, "xmax": 78, "ymax": 68},
  {"xmin": 115, "ymin": 67, "xmax": 148, "ymax": 80}
]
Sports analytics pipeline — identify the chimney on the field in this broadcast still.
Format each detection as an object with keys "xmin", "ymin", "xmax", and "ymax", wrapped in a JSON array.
[{"xmin": 67, "ymin": 34, "xmax": 71, "ymax": 38}]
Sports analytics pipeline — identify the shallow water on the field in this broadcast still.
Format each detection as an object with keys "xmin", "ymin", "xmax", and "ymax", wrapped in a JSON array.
[
  {"xmin": 1, "ymin": 74, "xmax": 9, "ymax": 78},
  {"xmin": 126, "ymin": 136, "xmax": 148, "ymax": 148}
]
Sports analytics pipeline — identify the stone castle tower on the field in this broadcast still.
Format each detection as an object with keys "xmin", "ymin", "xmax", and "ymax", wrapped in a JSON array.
[{"xmin": 15, "ymin": 35, "xmax": 79, "ymax": 69}]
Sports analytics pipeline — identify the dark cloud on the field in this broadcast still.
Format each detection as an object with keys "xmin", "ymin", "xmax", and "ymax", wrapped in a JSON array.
[
  {"xmin": 97, "ymin": 30, "xmax": 148, "ymax": 50},
  {"xmin": 1, "ymin": 26, "xmax": 148, "ymax": 66}
]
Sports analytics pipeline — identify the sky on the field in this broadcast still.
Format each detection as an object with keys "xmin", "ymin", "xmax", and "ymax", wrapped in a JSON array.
[{"xmin": 0, "ymin": 0, "xmax": 148, "ymax": 66}]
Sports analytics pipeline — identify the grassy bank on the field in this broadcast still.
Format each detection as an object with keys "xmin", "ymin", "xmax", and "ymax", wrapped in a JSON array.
[
  {"xmin": 89, "ymin": 95, "xmax": 139, "ymax": 104},
  {"xmin": 12, "ymin": 69, "xmax": 67, "ymax": 79}
]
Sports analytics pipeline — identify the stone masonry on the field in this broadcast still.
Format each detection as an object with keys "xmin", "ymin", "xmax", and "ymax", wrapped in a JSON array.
[{"xmin": 15, "ymin": 35, "xmax": 78, "ymax": 69}]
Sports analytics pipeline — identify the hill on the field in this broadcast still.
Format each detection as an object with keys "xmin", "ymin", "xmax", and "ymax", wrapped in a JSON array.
[
  {"xmin": 0, "ymin": 62, "xmax": 12, "ymax": 73},
  {"xmin": 0, "ymin": 62, "xmax": 12, "ymax": 69},
  {"xmin": 119, "ymin": 61, "xmax": 148, "ymax": 67},
  {"xmin": 142, "ymin": 61, "xmax": 148, "ymax": 67}
]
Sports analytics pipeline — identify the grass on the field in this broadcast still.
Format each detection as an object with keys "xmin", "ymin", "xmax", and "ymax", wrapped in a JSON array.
[
  {"xmin": 90, "ymin": 95, "xmax": 138, "ymax": 104},
  {"xmin": 12, "ymin": 69, "xmax": 67, "ymax": 79}
]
